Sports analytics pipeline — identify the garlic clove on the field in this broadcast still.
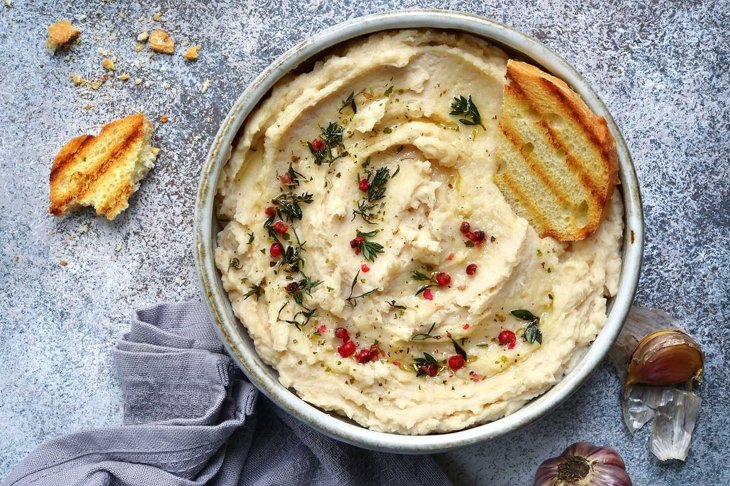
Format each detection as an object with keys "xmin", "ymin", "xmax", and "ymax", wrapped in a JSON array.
[
  {"xmin": 625, "ymin": 330, "xmax": 704, "ymax": 387},
  {"xmin": 650, "ymin": 388, "xmax": 701, "ymax": 461},
  {"xmin": 535, "ymin": 442, "xmax": 632, "ymax": 486}
]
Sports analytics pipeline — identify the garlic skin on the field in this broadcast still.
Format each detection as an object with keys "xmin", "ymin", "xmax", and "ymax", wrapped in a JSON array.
[
  {"xmin": 625, "ymin": 330, "xmax": 704, "ymax": 387},
  {"xmin": 535, "ymin": 442, "xmax": 632, "ymax": 486}
]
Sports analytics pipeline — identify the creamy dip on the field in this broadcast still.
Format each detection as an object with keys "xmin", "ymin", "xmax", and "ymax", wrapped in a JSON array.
[{"xmin": 215, "ymin": 30, "xmax": 623, "ymax": 434}]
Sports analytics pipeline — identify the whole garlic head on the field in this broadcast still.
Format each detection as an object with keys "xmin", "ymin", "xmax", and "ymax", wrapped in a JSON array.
[{"xmin": 534, "ymin": 442, "xmax": 632, "ymax": 486}]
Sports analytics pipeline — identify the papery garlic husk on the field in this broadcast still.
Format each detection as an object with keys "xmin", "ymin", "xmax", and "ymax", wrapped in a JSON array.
[
  {"xmin": 625, "ymin": 329, "xmax": 704, "ymax": 387},
  {"xmin": 534, "ymin": 442, "xmax": 632, "ymax": 486}
]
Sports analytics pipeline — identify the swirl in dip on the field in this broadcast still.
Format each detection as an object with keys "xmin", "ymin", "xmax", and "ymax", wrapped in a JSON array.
[{"xmin": 215, "ymin": 30, "xmax": 623, "ymax": 434}]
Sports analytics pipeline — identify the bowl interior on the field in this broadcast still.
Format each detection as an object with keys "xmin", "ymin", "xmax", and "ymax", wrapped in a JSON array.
[{"xmin": 194, "ymin": 9, "xmax": 644, "ymax": 454}]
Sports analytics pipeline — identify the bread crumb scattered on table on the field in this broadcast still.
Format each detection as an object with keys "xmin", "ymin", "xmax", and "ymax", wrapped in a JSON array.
[
  {"xmin": 59, "ymin": 259, "xmax": 68, "ymax": 267},
  {"xmin": 137, "ymin": 31, "xmax": 149, "ymax": 42},
  {"xmin": 46, "ymin": 19, "xmax": 81, "ymax": 54},
  {"xmin": 149, "ymin": 30, "xmax": 174, "ymax": 54},
  {"xmin": 183, "ymin": 45, "xmax": 201, "ymax": 61},
  {"xmin": 201, "ymin": 79, "xmax": 210, "ymax": 93},
  {"xmin": 101, "ymin": 58, "xmax": 116, "ymax": 71}
]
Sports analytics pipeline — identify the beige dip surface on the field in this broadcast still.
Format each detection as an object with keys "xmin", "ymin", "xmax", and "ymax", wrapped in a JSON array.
[{"xmin": 215, "ymin": 29, "xmax": 623, "ymax": 434}]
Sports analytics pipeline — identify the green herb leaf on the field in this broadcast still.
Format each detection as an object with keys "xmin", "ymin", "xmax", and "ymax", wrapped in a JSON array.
[
  {"xmin": 412, "ymin": 323, "xmax": 440, "ymax": 341},
  {"xmin": 511, "ymin": 309, "xmax": 537, "ymax": 321},
  {"xmin": 356, "ymin": 229, "xmax": 384, "ymax": 261},
  {"xmin": 523, "ymin": 323, "xmax": 543, "ymax": 344},
  {"xmin": 247, "ymin": 232, "xmax": 255, "ymax": 244},
  {"xmin": 339, "ymin": 92, "xmax": 357, "ymax": 114},
  {"xmin": 322, "ymin": 121, "xmax": 344, "ymax": 146},
  {"xmin": 243, "ymin": 282, "xmax": 264, "ymax": 301},
  {"xmin": 228, "ymin": 257, "xmax": 241, "ymax": 271},
  {"xmin": 345, "ymin": 269, "xmax": 379, "ymax": 307},
  {"xmin": 272, "ymin": 192, "xmax": 314, "ymax": 222},
  {"xmin": 384, "ymin": 85, "xmax": 394, "ymax": 97},
  {"xmin": 387, "ymin": 300, "xmax": 406, "ymax": 310},
  {"xmin": 448, "ymin": 333, "xmax": 468, "ymax": 360},
  {"xmin": 449, "ymin": 95, "xmax": 485, "ymax": 129}
]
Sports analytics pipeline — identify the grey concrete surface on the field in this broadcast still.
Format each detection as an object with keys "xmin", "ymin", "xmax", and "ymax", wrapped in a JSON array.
[{"xmin": 0, "ymin": 1, "xmax": 728, "ymax": 484}]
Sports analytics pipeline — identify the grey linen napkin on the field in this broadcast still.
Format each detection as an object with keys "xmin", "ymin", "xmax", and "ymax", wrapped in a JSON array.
[{"xmin": 3, "ymin": 302, "xmax": 452, "ymax": 486}]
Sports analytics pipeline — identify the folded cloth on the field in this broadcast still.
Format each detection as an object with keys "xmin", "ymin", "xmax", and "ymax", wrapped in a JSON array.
[{"xmin": 3, "ymin": 302, "xmax": 452, "ymax": 486}]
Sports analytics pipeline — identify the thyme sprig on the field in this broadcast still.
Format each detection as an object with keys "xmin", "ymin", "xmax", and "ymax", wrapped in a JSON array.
[
  {"xmin": 228, "ymin": 257, "xmax": 241, "ymax": 271},
  {"xmin": 272, "ymin": 192, "xmax": 314, "ymax": 222},
  {"xmin": 447, "ymin": 332, "xmax": 468, "ymax": 359},
  {"xmin": 412, "ymin": 322, "xmax": 440, "ymax": 341},
  {"xmin": 281, "ymin": 162, "xmax": 306, "ymax": 187},
  {"xmin": 277, "ymin": 302, "xmax": 316, "ymax": 330},
  {"xmin": 511, "ymin": 309, "xmax": 543, "ymax": 344},
  {"xmin": 352, "ymin": 164, "xmax": 398, "ymax": 224},
  {"xmin": 411, "ymin": 269, "xmax": 437, "ymax": 296},
  {"xmin": 345, "ymin": 270, "xmax": 379, "ymax": 308},
  {"xmin": 387, "ymin": 300, "xmax": 407, "ymax": 310},
  {"xmin": 356, "ymin": 229, "xmax": 384, "ymax": 261},
  {"xmin": 413, "ymin": 352, "xmax": 443, "ymax": 377},
  {"xmin": 339, "ymin": 92, "xmax": 357, "ymax": 114},
  {"xmin": 286, "ymin": 273, "xmax": 322, "ymax": 306},
  {"xmin": 308, "ymin": 122, "xmax": 347, "ymax": 165},
  {"xmin": 450, "ymin": 95, "xmax": 485, "ymax": 129},
  {"xmin": 243, "ymin": 282, "xmax": 264, "ymax": 301}
]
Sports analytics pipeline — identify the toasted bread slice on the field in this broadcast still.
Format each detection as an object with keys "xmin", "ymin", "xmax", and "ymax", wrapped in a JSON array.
[
  {"xmin": 49, "ymin": 113, "xmax": 158, "ymax": 220},
  {"xmin": 494, "ymin": 60, "xmax": 618, "ymax": 241}
]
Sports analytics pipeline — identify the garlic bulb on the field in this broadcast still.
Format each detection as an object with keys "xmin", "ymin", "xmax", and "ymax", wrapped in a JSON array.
[
  {"xmin": 534, "ymin": 442, "xmax": 632, "ymax": 486},
  {"xmin": 625, "ymin": 330, "xmax": 704, "ymax": 386}
]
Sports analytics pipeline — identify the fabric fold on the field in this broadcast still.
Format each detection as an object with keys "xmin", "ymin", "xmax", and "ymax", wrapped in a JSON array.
[{"xmin": 2, "ymin": 302, "xmax": 451, "ymax": 486}]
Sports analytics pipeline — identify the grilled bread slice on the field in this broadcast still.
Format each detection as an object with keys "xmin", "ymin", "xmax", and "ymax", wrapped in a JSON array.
[
  {"xmin": 49, "ymin": 113, "xmax": 158, "ymax": 220},
  {"xmin": 494, "ymin": 60, "xmax": 618, "ymax": 241}
]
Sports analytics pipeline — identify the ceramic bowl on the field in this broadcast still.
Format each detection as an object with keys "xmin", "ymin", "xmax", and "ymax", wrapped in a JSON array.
[{"xmin": 194, "ymin": 9, "xmax": 644, "ymax": 453}]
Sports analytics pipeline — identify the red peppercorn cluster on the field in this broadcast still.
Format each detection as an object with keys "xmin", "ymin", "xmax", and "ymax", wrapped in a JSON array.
[
  {"xmin": 272, "ymin": 221, "xmax": 288, "ymax": 234},
  {"xmin": 334, "ymin": 327, "xmax": 379, "ymax": 364},
  {"xmin": 460, "ymin": 221, "xmax": 487, "ymax": 244},
  {"xmin": 311, "ymin": 137, "xmax": 326, "ymax": 152},
  {"xmin": 419, "ymin": 363, "xmax": 438, "ymax": 377},
  {"xmin": 448, "ymin": 355, "xmax": 465, "ymax": 371},
  {"xmin": 358, "ymin": 178, "xmax": 370, "ymax": 192},
  {"xmin": 466, "ymin": 263, "xmax": 478, "ymax": 275},
  {"xmin": 435, "ymin": 272, "xmax": 451, "ymax": 287},
  {"xmin": 350, "ymin": 236, "xmax": 364, "ymax": 255}
]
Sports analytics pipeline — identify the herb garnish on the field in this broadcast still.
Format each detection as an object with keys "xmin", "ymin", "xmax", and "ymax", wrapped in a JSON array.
[
  {"xmin": 286, "ymin": 273, "xmax": 322, "ymax": 305},
  {"xmin": 384, "ymin": 85, "xmax": 394, "ymax": 97},
  {"xmin": 511, "ymin": 309, "xmax": 543, "ymax": 344},
  {"xmin": 345, "ymin": 270, "xmax": 379, "ymax": 307},
  {"xmin": 277, "ymin": 302, "xmax": 316, "ymax": 330},
  {"xmin": 228, "ymin": 257, "xmax": 241, "ymax": 271},
  {"xmin": 411, "ymin": 269, "xmax": 436, "ymax": 296},
  {"xmin": 243, "ymin": 282, "xmax": 264, "ymax": 301},
  {"xmin": 308, "ymin": 122, "xmax": 347, "ymax": 165},
  {"xmin": 450, "ymin": 95, "xmax": 485, "ymax": 129},
  {"xmin": 281, "ymin": 162, "xmax": 306, "ymax": 187},
  {"xmin": 272, "ymin": 192, "xmax": 314, "ymax": 221},
  {"xmin": 412, "ymin": 323, "xmax": 441, "ymax": 341},
  {"xmin": 339, "ymin": 92, "xmax": 357, "ymax": 114},
  {"xmin": 387, "ymin": 300, "xmax": 407, "ymax": 310},
  {"xmin": 247, "ymin": 232, "xmax": 255, "ymax": 244},
  {"xmin": 447, "ymin": 332, "xmax": 468, "ymax": 360},
  {"xmin": 413, "ymin": 352, "xmax": 442, "ymax": 377},
  {"xmin": 352, "ymin": 164, "xmax": 398, "ymax": 224},
  {"xmin": 355, "ymin": 229, "xmax": 384, "ymax": 261}
]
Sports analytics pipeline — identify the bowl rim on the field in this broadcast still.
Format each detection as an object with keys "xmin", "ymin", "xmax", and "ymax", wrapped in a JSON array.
[{"xmin": 194, "ymin": 8, "xmax": 644, "ymax": 453}]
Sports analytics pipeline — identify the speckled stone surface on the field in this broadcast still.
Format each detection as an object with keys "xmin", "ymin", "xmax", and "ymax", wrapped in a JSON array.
[{"xmin": 0, "ymin": 1, "xmax": 727, "ymax": 484}]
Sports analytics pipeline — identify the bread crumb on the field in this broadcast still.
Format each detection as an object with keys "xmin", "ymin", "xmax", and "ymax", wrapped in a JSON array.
[
  {"xmin": 101, "ymin": 58, "xmax": 116, "ymax": 71},
  {"xmin": 59, "ymin": 259, "xmax": 69, "ymax": 267},
  {"xmin": 132, "ymin": 42, "xmax": 145, "ymax": 52},
  {"xmin": 118, "ymin": 73, "xmax": 130, "ymax": 81},
  {"xmin": 70, "ymin": 73, "xmax": 83, "ymax": 85},
  {"xmin": 46, "ymin": 19, "xmax": 81, "ymax": 54},
  {"xmin": 149, "ymin": 30, "xmax": 174, "ymax": 54},
  {"xmin": 183, "ymin": 44, "xmax": 201, "ymax": 61},
  {"xmin": 159, "ymin": 115, "xmax": 169, "ymax": 123},
  {"xmin": 83, "ymin": 104, "xmax": 93, "ymax": 110},
  {"xmin": 77, "ymin": 223, "xmax": 89, "ymax": 234},
  {"xmin": 201, "ymin": 79, "xmax": 210, "ymax": 93},
  {"xmin": 152, "ymin": 12, "xmax": 163, "ymax": 22},
  {"xmin": 115, "ymin": 243, "xmax": 123, "ymax": 252},
  {"xmin": 4, "ymin": 0, "xmax": 12, "ymax": 7},
  {"xmin": 137, "ymin": 31, "xmax": 149, "ymax": 42},
  {"xmin": 134, "ymin": 78, "xmax": 143, "ymax": 85},
  {"xmin": 88, "ymin": 75, "xmax": 108, "ymax": 90}
]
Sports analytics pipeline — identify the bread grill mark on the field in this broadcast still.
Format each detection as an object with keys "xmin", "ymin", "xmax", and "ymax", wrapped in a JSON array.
[
  {"xmin": 48, "ymin": 115, "xmax": 145, "ymax": 216},
  {"xmin": 499, "ymin": 115, "xmax": 573, "ymax": 208},
  {"xmin": 496, "ymin": 168, "xmax": 553, "ymax": 237}
]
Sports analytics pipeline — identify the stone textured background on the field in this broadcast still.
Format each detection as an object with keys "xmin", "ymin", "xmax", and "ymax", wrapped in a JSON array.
[{"xmin": 1, "ymin": 0, "xmax": 727, "ymax": 484}]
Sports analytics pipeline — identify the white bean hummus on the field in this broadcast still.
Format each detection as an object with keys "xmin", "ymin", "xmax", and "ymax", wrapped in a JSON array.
[{"xmin": 215, "ymin": 30, "xmax": 623, "ymax": 434}]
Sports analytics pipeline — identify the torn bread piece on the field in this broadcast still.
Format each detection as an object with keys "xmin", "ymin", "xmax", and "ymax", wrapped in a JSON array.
[
  {"xmin": 149, "ymin": 29, "xmax": 175, "ymax": 54},
  {"xmin": 49, "ymin": 114, "xmax": 158, "ymax": 220},
  {"xmin": 46, "ymin": 19, "xmax": 80, "ymax": 53},
  {"xmin": 494, "ymin": 60, "xmax": 618, "ymax": 241}
]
